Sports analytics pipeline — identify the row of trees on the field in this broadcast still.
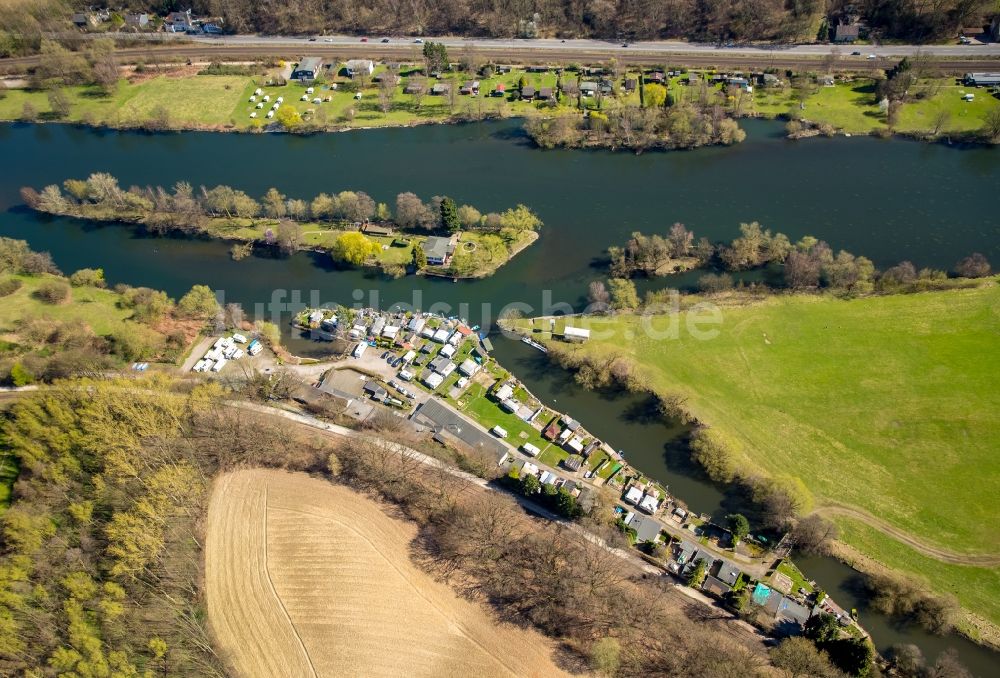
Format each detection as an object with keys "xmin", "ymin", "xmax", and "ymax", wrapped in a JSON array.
[
  {"xmin": 77, "ymin": 0, "xmax": 978, "ymax": 45},
  {"xmin": 526, "ymin": 100, "xmax": 746, "ymax": 152},
  {"xmin": 332, "ymin": 432, "xmax": 781, "ymax": 676},
  {"xmin": 605, "ymin": 221, "xmax": 993, "ymax": 295},
  {"xmin": 609, "ymin": 224, "xmax": 713, "ymax": 277}
]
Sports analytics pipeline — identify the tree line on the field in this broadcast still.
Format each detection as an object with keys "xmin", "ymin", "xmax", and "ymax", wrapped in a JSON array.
[
  {"xmin": 526, "ymin": 98, "xmax": 745, "ymax": 152},
  {"xmin": 1, "ymin": 0, "xmax": 978, "ymax": 53},
  {"xmin": 603, "ymin": 221, "xmax": 994, "ymax": 297},
  {"xmin": 329, "ymin": 432, "xmax": 803, "ymax": 677}
]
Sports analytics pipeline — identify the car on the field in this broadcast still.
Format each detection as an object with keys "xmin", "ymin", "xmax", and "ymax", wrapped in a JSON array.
[
  {"xmin": 324, "ymin": 38, "xmax": 334, "ymax": 43},
  {"xmin": 621, "ymin": 43, "xmax": 629, "ymax": 47},
  {"xmin": 414, "ymin": 38, "xmax": 424, "ymax": 43},
  {"xmin": 308, "ymin": 37, "xmax": 317, "ymax": 41},
  {"xmin": 380, "ymin": 350, "xmax": 389, "ymax": 359},
  {"xmin": 851, "ymin": 50, "xmax": 861, "ymax": 56},
  {"xmin": 381, "ymin": 37, "xmax": 390, "ymax": 43},
  {"xmin": 867, "ymin": 53, "xmax": 877, "ymax": 59},
  {"xmin": 360, "ymin": 37, "xmax": 368, "ymax": 42}
]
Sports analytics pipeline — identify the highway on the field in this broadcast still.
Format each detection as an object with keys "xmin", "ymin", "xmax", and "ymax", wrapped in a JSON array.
[{"xmin": 2, "ymin": 32, "xmax": 999, "ymax": 72}]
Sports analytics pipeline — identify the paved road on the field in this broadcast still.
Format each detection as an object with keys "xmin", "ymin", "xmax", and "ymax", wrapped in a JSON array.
[{"xmin": 3, "ymin": 33, "xmax": 999, "ymax": 72}]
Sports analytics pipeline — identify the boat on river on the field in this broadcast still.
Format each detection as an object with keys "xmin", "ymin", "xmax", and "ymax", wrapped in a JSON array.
[{"xmin": 521, "ymin": 336, "xmax": 548, "ymax": 353}]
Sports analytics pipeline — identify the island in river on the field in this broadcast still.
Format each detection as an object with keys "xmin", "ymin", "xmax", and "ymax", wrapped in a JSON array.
[{"xmin": 22, "ymin": 175, "xmax": 542, "ymax": 280}]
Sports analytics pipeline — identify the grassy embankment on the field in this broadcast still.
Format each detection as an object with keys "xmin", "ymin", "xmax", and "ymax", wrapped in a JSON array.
[
  {"xmin": 0, "ymin": 66, "xmax": 572, "ymax": 130},
  {"xmin": 2, "ymin": 63, "xmax": 995, "ymax": 140},
  {"xmin": 748, "ymin": 77, "xmax": 1000, "ymax": 135},
  {"xmin": 0, "ymin": 274, "xmax": 134, "ymax": 334},
  {"xmin": 512, "ymin": 283, "xmax": 1000, "ymax": 638}
]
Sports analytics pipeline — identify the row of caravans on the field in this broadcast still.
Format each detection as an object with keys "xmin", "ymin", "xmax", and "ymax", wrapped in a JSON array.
[{"xmin": 193, "ymin": 333, "xmax": 262, "ymax": 373}]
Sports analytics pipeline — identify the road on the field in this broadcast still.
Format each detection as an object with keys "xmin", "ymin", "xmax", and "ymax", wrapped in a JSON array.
[{"xmin": 3, "ymin": 33, "xmax": 999, "ymax": 72}]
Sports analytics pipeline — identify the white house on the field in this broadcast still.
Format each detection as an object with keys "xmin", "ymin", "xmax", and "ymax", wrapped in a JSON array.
[
  {"xmin": 563, "ymin": 326, "xmax": 591, "ymax": 342},
  {"xmin": 440, "ymin": 344, "xmax": 456, "ymax": 358},
  {"xmin": 423, "ymin": 372, "xmax": 444, "ymax": 389},
  {"xmin": 639, "ymin": 493, "xmax": 660, "ymax": 514},
  {"xmin": 345, "ymin": 59, "xmax": 375, "ymax": 77},
  {"xmin": 521, "ymin": 443, "xmax": 541, "ymax": 457},
  {"xmin": 432, "ymin": 328, "xmax": 451, "ymax": 343},
  {"xmin": 353, "ymin": 342, "xmax": 368, "ymax": 358},
  {"xmin": 495, "ymin": 383, "xmax": 515, "ymax": 401},
  {"xmin": 624, "ymin": 486, "xmax": 644, "ymax": 505},
  {"xmin": 458, "ymin": 359, "xmax": 480, "ymax": 377}
]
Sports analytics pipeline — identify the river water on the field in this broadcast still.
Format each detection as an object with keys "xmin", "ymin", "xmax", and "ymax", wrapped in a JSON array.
[{"xmin": 0, "ymin": 119, "xmax": 997, "ymax": 673}]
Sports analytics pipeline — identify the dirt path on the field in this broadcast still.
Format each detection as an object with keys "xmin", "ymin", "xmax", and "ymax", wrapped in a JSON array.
[{"xmin": 813, "ymin": 505, "xmax": 1000, "ymax": 567}]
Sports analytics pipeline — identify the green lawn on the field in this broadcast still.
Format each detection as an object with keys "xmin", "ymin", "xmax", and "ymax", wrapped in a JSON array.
[
  {"xmin": 456, "ymin": 382, "xmax": 549, "ymax": 453},
  {"xmin": 896, "ymin": 83, "xmax": 1000, "ymax": 134},
  {"xmin": 0, "ymin": 76, "xmax": 252, "ymax": 127},
  {"xmin": 0, "ymin": 275, "xmax": 134, "ymax": 335},
  {"xmin": 518, "ymin": 284, "xmax": 1000, "ymax": 596},
  {"xmin": 800, "ymin": 82, "xmax": 885, "ymax": 133},
  {"xmin": 747, "ymin": 77, "xmax": 1000, "ymax": 137}
]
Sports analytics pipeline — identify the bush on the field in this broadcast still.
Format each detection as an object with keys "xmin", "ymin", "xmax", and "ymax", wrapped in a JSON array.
[
  {"xmin": 697, "ymin": 272, "xmax": 734, "ymax": 294},
  {"xmin": 33, "ymin": 280, "xmax": 71, "ymax": 304},
  {"xmin": 20, "ymin": 251, "xmax": 61, "ymax": 276},
  {"xmin": 69, "ymin": 268, "xmax": 106, "ymax": 288},
  {"xmin": 10, "ymin": 362, "xmax": 34, "ymax": 386},
  {"xmin": 177, "ymin": 284, "xmax": 219, "ymax": 319},
  {"xmin": 0, "ymin": 277, "xmax": 23, "ymax": 297},
  {"xmin": 953, "ymin": 253, "xmax": 991, "ymax": 278},
  {"xmin": 108, "ymin": 323, "xmax": 161, "ymax": 361}
]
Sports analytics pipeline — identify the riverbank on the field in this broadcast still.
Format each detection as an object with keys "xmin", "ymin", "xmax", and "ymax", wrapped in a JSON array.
[{"xmin": 505, "ymin": 281, "xmax": 1000, "ymax": 649}]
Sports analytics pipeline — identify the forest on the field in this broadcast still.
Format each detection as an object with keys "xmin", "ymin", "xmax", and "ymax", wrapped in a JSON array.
[{"xmin": 1, "ymin": 0, "xmax": 994, "ymax": 58}]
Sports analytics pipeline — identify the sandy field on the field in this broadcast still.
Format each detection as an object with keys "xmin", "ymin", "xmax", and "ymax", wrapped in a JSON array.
[{"xmin": 205, "ymin": 469, "xmax": 575, "ymax": 678}]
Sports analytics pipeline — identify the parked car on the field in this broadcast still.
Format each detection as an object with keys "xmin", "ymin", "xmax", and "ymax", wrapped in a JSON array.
[
  {"xmin": 851, "ymin": 50, "xmax": 861, "ymax": 56},
  {"xmin": 381, "ymin": 37, "xmax": 390, "ymax": 43},
  {"xmin": 360, "ymin": 37, "xmax": 368, "ymax": 42},
  {"xmin": 414, "ymin": 38, "xmax": 424, "ymax": 43}
]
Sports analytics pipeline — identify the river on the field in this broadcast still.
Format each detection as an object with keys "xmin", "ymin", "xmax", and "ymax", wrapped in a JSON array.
[{"xmin": 0, "ymin": 119, "xmax": 997, "ymax": 674}]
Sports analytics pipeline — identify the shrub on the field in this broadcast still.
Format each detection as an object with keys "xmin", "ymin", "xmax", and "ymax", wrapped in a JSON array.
[
  {"xmin": 20, "ymin": 251, "xmax": 61, "ymax": 276},
  {"xmin": 33, "ymin": 280, "xmax": 71, "ymax": 304},
  {"xmin": 69, "ymin": 268, "xmax": 106, "ymax": 288},
  {"xmin": 0, "ymin": 277, "xmax": 23, "ymax": 297},
  {"xmin": 10, "ymin": 362, "xmax": 34, "ymax": 386}
]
